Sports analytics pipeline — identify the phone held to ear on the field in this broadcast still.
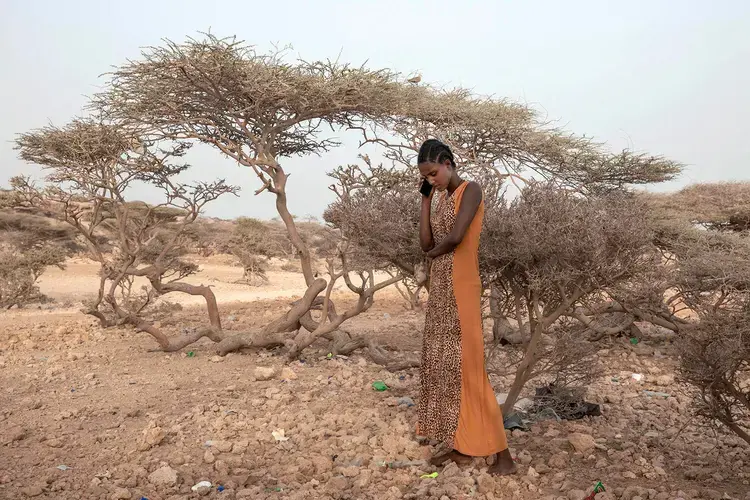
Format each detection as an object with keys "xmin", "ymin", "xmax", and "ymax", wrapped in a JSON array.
[{"xmin": 420, "ymin": 179, "xmax": 433, "ymax": 197}]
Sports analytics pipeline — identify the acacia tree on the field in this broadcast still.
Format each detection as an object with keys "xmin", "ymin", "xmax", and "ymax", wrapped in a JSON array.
[
  {"xmin": 326, "ymin": 150, "xmax": 667, "ymax": 410},
  {"xmin": 91, "ymin": 35, "xmax": 419, "ymax": 285},
  {"xmin": 13, "ymin": 119, "xmax": 240, "ymax": 350},
  {"xmin": 90, "ymin": 34, "xmax": 435, "ymax": 356},
  {"xmin": 354, "ymin": 83, "xmax": 681, "ymax": 198}
]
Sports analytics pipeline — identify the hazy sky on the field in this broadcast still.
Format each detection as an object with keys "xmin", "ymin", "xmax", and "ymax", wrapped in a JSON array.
[{"xmin": 2, "ymin": 0, "xmax": 749, "ymax": 220}]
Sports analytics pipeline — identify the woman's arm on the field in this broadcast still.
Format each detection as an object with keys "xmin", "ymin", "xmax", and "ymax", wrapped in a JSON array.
[
  {"xmin": 420, "ymin": 193, "xmax": 435, "ymax": 252},
  {"xmin": 426, "ymin": 182, "xmax": 482, "ymax": 259}
]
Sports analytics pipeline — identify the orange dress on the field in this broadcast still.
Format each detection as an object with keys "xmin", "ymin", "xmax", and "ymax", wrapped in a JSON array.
[{"xmin": 417, "ymin": 182, "xmax": 509, "ymax": 457}]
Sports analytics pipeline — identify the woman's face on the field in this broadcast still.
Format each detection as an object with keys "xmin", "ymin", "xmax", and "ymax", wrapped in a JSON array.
[{"xmin": 419, "ymin": 160, "xmax": 453, "ymax": 191}]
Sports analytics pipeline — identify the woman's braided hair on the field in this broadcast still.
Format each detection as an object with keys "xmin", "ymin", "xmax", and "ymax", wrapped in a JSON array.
[{"xmin": 417, "ymin": 139, "xmax": 456, "ymax": 168}]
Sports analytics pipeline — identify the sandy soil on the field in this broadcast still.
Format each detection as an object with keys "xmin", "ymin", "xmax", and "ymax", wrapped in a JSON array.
[
  {"xmin": 1, "ymin": 259, "xmax": 748, "ymax": 500},
  {"xmin": 37, "ymin": 257, "xmax": 313, "ymax": 308}
]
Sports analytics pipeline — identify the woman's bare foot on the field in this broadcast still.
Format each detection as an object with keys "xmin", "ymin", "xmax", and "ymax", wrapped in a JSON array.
[
  {"xmin": 429, "ymin": 450, "xmax": 473, "ymax": 467},
  {"xmin": 488, "ymin": 448, "xmax": 517, "ymax": 476}
]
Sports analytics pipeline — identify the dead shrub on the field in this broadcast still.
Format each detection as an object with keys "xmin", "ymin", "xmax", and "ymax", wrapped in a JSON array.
[
  {"xmin": 678, "ymin": 310, "xmax": 750, "ymax": 445},
  {"xmin": 0, "ymin": 243, "xmax": 65, "ymax": 309},
  {"xmin": 647, "ymin": 181, "xmax": 750, "ymax": 232}
]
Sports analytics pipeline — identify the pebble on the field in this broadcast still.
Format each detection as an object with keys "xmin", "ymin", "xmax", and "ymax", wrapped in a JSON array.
[
  {"xmin": 140, "ymin": 424, "xmax": 166, "ymax": 449},
  {"xmin": 11, "ymin": 428, "xmax": 27, "ymax": 442},
  {"xmin": 568, "ymin": 433, "xmax": 596, "ymax": 454},
  {"xmin": 655, "ymin": 374, "xmax": 674, "ymax": 386},
  {"xmin": 548, "ymin": 452, "xmax": 569, "ymax": 469},
  {"xmin": 326, "ymin": 476, "xmax": 350, "ymax": 491},
  {"xmin": 567, "ymin": 490, "xmax": 586, "ymax": 500},
  {"xmin": 148, "ymin": 465, "xmax": 178, "ymax": 486},
  {"xmin": 232, "ymin": 439, "xmax": 249, "ymax": 454},
  {"xmin": 518, "ymin": 450, "xmax": 533, "ymax": 465},
  {"xmin": 476, "ymin": 473, "xmax": 496, "ymax": 494},
  {"xmin": 21, "ymin": 485, "xmax": 44, "ymax": 497},
  {"xmin": 46, "ymin": 438, "xmax": 64, "ymax": 448},
  {"xmin": 254, "ymin": 366, "xmax": 277, "ymax": 381},
  {"xmin": 110, "ymin": 487, "xmax": 131, "ymax": 500}
]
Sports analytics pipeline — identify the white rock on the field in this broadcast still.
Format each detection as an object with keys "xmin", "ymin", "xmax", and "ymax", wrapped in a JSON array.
[{"xmin": 191, "ymin": 480, "xmax": 212, "ymax": 491}]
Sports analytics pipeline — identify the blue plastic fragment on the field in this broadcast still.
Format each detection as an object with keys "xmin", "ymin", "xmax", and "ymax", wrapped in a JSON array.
[{"xmin": 217, "ymin": 485, "xmax": 225, "ymax": 492}]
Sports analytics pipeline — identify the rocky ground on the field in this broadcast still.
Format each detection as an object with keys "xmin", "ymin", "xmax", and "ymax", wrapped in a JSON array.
[{"xmin": 1, "ymin": 265, "xmax": 749, "ymax": 500}]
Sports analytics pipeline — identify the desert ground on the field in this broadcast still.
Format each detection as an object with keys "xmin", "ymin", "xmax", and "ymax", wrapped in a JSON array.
[{"xmin": 1, "ymin": 257, "xmax": 748, "ymax": 500}]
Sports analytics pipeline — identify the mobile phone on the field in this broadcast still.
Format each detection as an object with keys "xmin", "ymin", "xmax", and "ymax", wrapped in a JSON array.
[{"xmin": 420, "ymin": 179, "xmax": 433, "ymax": 197}]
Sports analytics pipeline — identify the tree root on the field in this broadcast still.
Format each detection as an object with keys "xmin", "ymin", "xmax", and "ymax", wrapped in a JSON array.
[
  {"xmin": 330, "ymin": 333, "xmax": 420, "ymax": 371},
  {"xmin": 125, "ymin": 278, "xmax": 328, "ymax": 354},
  {"xmin": 214, "ymin": 331, "xmax": 289, "ymax": 356},
  {"xmin": 144, "ymin": 326, "xmax": 220, "ymax": 352}
]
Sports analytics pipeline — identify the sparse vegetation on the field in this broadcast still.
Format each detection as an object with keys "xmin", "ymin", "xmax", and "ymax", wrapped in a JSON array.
[
  {"xmin": 12, "ymin": 119, "xmax": 237, "ymax": 350},
  {"xmin": 0, "ymin": 242, "xmax": 66, "ymax": 309}
]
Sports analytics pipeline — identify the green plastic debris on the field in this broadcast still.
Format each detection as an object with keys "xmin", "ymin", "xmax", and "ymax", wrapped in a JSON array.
[
  {"xmin": 420, "ymin": 472, "xmax": 439, "ymax": 479},
  {"xmin": 187, "ymin": 351, "xmax": 195, "ymax": 358},
  {"xmin": 372, "ymin": 381, "xmax": 389, "ymax": 392},
  {"xmin": 629, "ymin": 337, "xmax": 639, "ymax": 345},
  {"xmin": 583, "ymin": 481, "xmax": 606, "ymax": 500}
]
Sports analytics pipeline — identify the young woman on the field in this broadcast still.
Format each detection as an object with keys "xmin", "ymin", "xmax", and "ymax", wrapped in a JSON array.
[{"xmin": 417, "ymin": 139, "xmax": 516, "ymax": 475}]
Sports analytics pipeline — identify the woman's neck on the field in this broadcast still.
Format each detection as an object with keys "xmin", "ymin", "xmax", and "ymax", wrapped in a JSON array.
[{"xmin": 446, "ymin": 175, "xmax": 464, "ymax": 194}]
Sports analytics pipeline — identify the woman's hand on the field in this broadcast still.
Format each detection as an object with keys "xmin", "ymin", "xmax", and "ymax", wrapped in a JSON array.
[
  {"xmin": 419, "ymin": 177, "xmax": 435, "ymax": 200},
  {"xmin": 419, "ymin": 182, "xmax": 435, "ymax": 252},
  {"xmin": 415, "ymin": 260, "xmax": 429, "ymax": 286}
]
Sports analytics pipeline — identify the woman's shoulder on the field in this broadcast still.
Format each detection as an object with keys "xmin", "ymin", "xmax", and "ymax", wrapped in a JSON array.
[
  {"xmin": 462, "ymin": 180, "xmax": 483, "ymax": 198},
  {"xmin": 455, "ymin": 181, "xmax": 483, "ymax": 211}
]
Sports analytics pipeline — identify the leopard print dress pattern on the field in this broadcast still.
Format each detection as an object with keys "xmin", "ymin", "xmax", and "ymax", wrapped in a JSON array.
[{"xmin": 417, "ymin": 189, "xmax": 463, "ymax": 447}]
